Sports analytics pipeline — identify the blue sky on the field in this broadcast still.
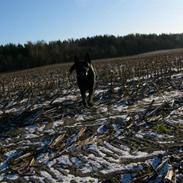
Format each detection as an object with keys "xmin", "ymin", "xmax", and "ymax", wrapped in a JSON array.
[{"xmin": 0, "ymin": 0, "xmax": 183, "ymax": 45}]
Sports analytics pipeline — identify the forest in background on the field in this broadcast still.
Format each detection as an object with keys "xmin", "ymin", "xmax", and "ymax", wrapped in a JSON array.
[{"xmin": 0, "ymin": 33, "xmax": 183, "ymax": 72}]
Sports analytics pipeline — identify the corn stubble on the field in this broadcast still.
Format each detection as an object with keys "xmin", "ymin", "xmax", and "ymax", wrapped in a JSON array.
[{"xmin": 0, "ymin": 51, "xmax": 183, "ymax": 182}]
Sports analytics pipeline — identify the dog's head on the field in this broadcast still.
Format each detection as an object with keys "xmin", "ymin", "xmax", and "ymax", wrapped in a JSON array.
[{"xmin": 74, "ymin": 53, "xmax": 92, "ymax": 78}]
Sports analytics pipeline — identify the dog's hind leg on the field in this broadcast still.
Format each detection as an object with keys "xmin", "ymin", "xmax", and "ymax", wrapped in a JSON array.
[{"xmin": 88, "ymin": 89, "xmax": 94, "ymax": 106}]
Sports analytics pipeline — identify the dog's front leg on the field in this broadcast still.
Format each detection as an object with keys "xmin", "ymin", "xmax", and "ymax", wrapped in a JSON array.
[{"xmin": 80, "ymin": 90, "xmax": 88, "ymax": 107}]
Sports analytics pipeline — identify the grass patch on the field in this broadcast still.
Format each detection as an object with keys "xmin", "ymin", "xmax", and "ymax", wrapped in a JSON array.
[{"xmin": 153, "ymin": 123, "xmax": 170, "ymax": 133}]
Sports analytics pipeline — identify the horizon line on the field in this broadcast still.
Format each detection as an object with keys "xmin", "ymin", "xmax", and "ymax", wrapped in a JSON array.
[{"xmin": 1, "ymin": 32, "xmax": 183, "ymax": 46}]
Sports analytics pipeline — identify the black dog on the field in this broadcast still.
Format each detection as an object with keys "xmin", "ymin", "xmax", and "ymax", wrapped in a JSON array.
[{"xmin": 69, "ymin": 53, "xmax": 96, "ymax": 107}]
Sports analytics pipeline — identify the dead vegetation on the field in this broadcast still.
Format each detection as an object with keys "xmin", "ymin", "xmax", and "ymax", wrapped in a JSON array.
[{"xmin": 0, "ymin": 51, "xmax": 183, "ymax": 182}]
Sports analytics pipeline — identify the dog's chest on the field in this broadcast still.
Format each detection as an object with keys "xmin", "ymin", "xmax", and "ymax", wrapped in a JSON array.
[{"xmin": 77, "ymin": 69, "xmax": 95, "ymax": 88}]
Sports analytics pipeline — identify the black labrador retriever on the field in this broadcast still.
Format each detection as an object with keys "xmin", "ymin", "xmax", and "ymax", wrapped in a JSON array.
[{"xmin": 69, "ymin": 53, "xmax": 96, "ymax": 107}]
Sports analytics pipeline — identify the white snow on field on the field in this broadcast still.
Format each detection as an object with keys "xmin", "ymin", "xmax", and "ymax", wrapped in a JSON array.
[
  {"xmin": 25, "ymin": 124, "xmax": 37, "ymax": 133},
  {"xmin": 0, "ymin": 68, "xmax": 182, "ymax": 182},
  {"xmin": 113, "ymin": 103, "xmax": 128, "ymax": 112},
  {"xmin": 120, "ymin": 156, "xmax": 163, "ymax": 183},
  {"xmin": 40, "ymin": 171, "xmax": 57, "ymax": 182},
  {"xmin": 5, "ymin": 150, "xmax": 18, "ymax": 158},
  {"xmin": 0, "ymin": 161, "xmax": 8, "ymax": 172},
  {"xmin": 165, "ymin": 106, "xmax": 183, "ymax": 124},
  {"xmin": 25, "ymin": 133, "xmax": 39, "ymax": 139},
  {"xmin": 75, "ymin": 114, "xmax": 85, "ymax": 121},
  {"xmin": 24, "ymin": 175, "xmax": 45, "ymax": 183},
  {"xmin": 0, "ymin": 174, "xmax": 19, "ymax": 181},
  {"xmin": 95, "ymin": 117, "xmax": 108, "ymax": 124},
  {"xmin": 57, "ymin": 155, "xmax": 72, "ymax": 166},
  {"xmin": 97, "ymin": 124, "xmax": 109, "ymax": 134},
  {"xmin": 52, "ymin": 119, "xmax": 64, "ymax": 127},
  {"xmin": 170, "ymin": 106, "xmax": 183, "ymax": 115},
  {"xmin": 144, "ymin": 90, "xmax": 183, "ymax": 103},
  {"xmin": 60, "ymin": 173, "xmax": 98, "ymax": 183},
  {"xmin": 53, "ymin": 95, "xmax": 77, "ymax": 103},
  {"xmin": 109, "ymin": 114, "xmax": 128, "ymax": 120},
  {"xmin": 70, "ymin": 157, "xmax": 82, "ymax": 168},
  {"xmin": 171, "ymin": 72, "xmax": 183, "ymax": 79},
  {"xmin": 5, "ymin": 106, "xmax": 26, "ymax": 114},
  {"xmin": 113, "ymin": 86, "xmax": 121, "ymax": 92},
  {"xmin": 85, "ymin": 144, "xmax": 106, "ymax": 157},
  {"xmin": 135, "ymin": 131, "xmax": 164, "ymax": 139},
  {"xmin": 95, "ymin": 89, "xmax": 108, "ymax": 95},
  {"xmin": 32, "ymin": 101, "xmax": 50, "ymax": 110},
  {"xmin": 87, "ymin": 141, "xmax": 165, "ymax": 162},
  {"xmin": 125, "ymin": 90, "xmax": 183, "ymax": 113}
]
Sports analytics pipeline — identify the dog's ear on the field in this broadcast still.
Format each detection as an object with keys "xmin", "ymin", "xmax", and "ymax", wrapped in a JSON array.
[
  {"xmin": 85, "ymin": 53, "xmax": 91, "ymax": 64},
  {"xmin": 74, "ymin": 56, "xmax": 79, "ymax": 64}
]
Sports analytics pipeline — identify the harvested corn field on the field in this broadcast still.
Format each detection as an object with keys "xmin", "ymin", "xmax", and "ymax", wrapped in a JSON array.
[{"xmin": 0, "ymin": 51, "xmax": 183, "ymax": 182}]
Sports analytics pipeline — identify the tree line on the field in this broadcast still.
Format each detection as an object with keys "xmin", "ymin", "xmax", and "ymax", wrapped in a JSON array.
[{"xmin": 0, "ymin": 33, "xmax": 183, "ymax": 72}]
